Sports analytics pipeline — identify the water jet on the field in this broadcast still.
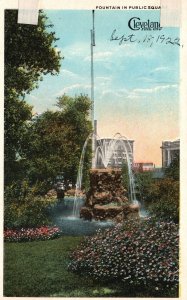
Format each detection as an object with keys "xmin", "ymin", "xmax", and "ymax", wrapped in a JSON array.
[{"xmin": 72, "ymin": 132, "xmax": 141, "ymax": 222}]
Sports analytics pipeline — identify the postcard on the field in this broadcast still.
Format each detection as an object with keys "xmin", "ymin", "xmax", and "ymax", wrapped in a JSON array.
[{"xmin": 1, "ymin": 0, "xmax": 187, "ymax": 299}]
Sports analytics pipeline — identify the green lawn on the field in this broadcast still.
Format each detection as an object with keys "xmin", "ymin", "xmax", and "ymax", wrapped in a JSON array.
[{"xmin": 4, "ymin": 237, "xmax": 123, "ymax": 297}]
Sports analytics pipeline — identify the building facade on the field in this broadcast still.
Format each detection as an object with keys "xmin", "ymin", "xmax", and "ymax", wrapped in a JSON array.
[{"xmin": 161, "ymin": 139, "xmax": 180, "ymax": 168}]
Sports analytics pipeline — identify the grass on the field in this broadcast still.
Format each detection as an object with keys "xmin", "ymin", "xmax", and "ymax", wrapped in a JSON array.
[
  {"xmin": 4, "ymin": 236, "xmax": 177, "ymax": 297},
  {"xmin": 4, "ymin": 236, "xmax": 121, "ymax": 297}
]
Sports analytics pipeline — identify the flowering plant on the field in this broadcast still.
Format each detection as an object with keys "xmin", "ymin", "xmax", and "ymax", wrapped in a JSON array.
[
  {"xmin": 4, "ymin": 226, "xmax": 62, "ymax": 242},
  {"xmin": 68, "ymin": 218, "xmax": 179, "ymax": 294}
]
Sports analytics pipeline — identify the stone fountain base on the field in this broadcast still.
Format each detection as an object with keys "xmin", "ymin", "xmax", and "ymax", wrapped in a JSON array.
[{"xmin": 80, "ymin": 169, "xmax": 139, "ymax": 222}]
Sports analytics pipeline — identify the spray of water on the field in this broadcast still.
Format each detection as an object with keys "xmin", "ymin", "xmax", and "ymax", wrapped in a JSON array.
[
  {"xmin": 73, "ymin": 132, "xmax": 93, "ymax": 217},
  {"xmin": 73, "ymin": 132, "xmax": 139, "ymax": 217}
]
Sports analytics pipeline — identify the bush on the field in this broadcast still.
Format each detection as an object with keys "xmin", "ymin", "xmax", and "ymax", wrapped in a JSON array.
[
  {"xmin": 135, "ymin": 171, "xmax": 153, "ymax": 201},
  {"xmin": 68, "ymin": 218, "xmax": 179, "ymax": 296},
  {"xmin": 148, "ymin": 179, "xmax": 179, "ymax": 223},
  {"xmin": 164, "ymin": 153, "xmax": 179, "ymax": 181},
  {"xmin": 4, "ymin": 195, "xmax": 52, "ymax": 229},
  {"xmin": 4, "ymin": 182, "xmax": 55, "ymax": 229}
]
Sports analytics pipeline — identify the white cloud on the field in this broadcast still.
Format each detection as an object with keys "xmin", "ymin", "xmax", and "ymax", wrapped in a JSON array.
[
  {"xmin": 95, "ymin": 76, "xmax": 111, "ymax": 81},
  {"xmin": 56, "ymin": 83, "xmax": 91, "ymax": 96},
  {"xmin": 152, "ymin": 66, "xmax": 171, "ymax": 73},
  {"xmin": 59, "ymin": 69, "xmax": 78, "ymax": 78},
  {"xmin": 63, "ymin": 40, "xmax": 152, "ymax": 66},
  {"xmin": 155, "ymin": 84, "xmax": 178, "ymax": 92},
  {"xmin": 110, "ymin": 43, "xmax": 155, "ymax": 59},
  {"xmin": 97, "ymin": 84, "xmax": 178, "ymax": 101},
  {"xmin": 84, "ymin": 51, "xmax": 113, "ymax": 62},
  {"xmin": 137, "ymin": 76, "xmax": 155, "ymax": 83},
  {"xmin": 133, "ymin": 84, "xmax": 178, "ymax": 94},
  {"xmin": 95, "ymin": 76, "xmax": 112, "ymax": 88},
  {"xmin": 63, "ymin": 43, "xmax": 89, "ymax": 59},
  {"xmin": 125, "ymin": 84, "xmax": 178, "ymax": 99},
  {"xmin": 99, "ymin": 88, "xmax": 129, "ymax": 99}
]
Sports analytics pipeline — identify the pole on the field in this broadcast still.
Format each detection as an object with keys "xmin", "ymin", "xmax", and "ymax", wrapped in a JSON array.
[
  {"xmin": 91, "ymin": 10, "xmax": 96, "ymax": 169},
  {"xmin": 91, "ymin": 30, "xmax": 94, "ymax": 125}
]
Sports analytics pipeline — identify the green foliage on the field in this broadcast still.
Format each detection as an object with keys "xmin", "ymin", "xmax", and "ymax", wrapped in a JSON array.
[
  {"xmin": 4, "ymin": 9, "xmax": 62, "ymax": 186},
  {"xmin": 4, "ymin": 180, "xmax": 31, "ymax": 202},
  {"xmin": 134, "ymin": 165, "xmax": 179, "ymax": 223},
  {"xmin": 4, "ymin": 95, "xmax": 92, "ymax": 227},
  {"xmin": 4, "ymin": 195, "xmax": 51, "ymax": 229},
  {"xmin": 165, "ymin": 152, "xmax": 179, "ymax": 180},
  {"xmin": 135, "ymin": 171, "xmax": 153, "ymax": 201},
  {"xmin": 121, "ymin": 163, "xmax": 129, "ymax": 190},
  {"xmin": 4, "ymin": 95, "xmax": 33, "ymax": 185},
  {"xmin": 4, "ymin": 181, "xmax": 55, "ymax": 229},
  {"xmin": 148, "ymin": 179, "xmax": 179, "ymax": 223},
  {"xmin": 22, "ymin": 95, "xmax": 92, "ymax": 188},
  {"xmin": 5, "ymin": 10, "xmax": 62, "ymax": 96},
  {"xmin": 135, "ymin": 172, "xmax": 153, "ymax": 195}
]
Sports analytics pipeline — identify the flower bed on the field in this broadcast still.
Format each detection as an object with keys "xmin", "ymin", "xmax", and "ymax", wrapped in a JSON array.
[
  {"xmin": 4, "ymin": 226, "xmax": 62, "ymax": 242},
  {"xmin": 68, "ymin": 218, "xmax": 179, "ymax": 294}
]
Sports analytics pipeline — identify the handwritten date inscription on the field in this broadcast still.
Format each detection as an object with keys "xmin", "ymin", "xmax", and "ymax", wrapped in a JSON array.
[{"xmin": 110, "ymin": 29, "xmax": 181, "ymax": 47}]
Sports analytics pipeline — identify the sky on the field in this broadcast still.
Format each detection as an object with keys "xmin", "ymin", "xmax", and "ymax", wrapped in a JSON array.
[{"xmin": 27, "ymin": 10, "xmax": 180, "ymax": 166}]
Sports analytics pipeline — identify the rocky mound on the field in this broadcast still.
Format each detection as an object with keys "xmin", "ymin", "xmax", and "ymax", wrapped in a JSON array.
[{"xmin": 80, "ymin": 169, "xmax": 139, "ymax": 222}]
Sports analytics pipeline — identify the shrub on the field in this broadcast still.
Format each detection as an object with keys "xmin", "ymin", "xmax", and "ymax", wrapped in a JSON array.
[
  {"xmin": 4, "ymin": 194, "xmax": 53, "ymax": 229},
  {"xmin": 68, "ymin": 218, "xmax": 179, "ymax": 296},
  {"xmin": 148, "ymin": 179, "xmax": 179, "ymax": 223},
  {"xmin": 4, "ymin": 226, "xmax": 62, "ymax": 242},
  {"xmin": 4, "ymin": 180, "xmax": 58, "ymax": 229},
  {"xmin": 164, "ymin": 153, "xmax": 179, "ymax": 181},
  {"xmin": 135, "ymin": 171, "xmax": 154, "ymax": 201}
]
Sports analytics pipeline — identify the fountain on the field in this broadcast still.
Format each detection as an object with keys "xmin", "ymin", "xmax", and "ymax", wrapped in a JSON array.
[
  {"xmin": 72, "ymin": 132, "xmax": 141, "ymax": 222},
  {"xmin": 95, "ymin": 133, "xmax": 137, "ymax": 204}
]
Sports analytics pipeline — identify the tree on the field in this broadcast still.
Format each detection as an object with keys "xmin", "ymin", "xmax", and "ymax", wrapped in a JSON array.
[
  {"xmin": 56, "ymin": 94, "xmax": 93, "ymax": 187},
  {"xmin": 147, "ymin": 153, "xmax": 180, "ymax": 223},
  {"xmin": 5, "ymin": 10, "xmax": 62, "ymax": 96},
  {"xmin": 22, "ymin": 95, "xmax": 92, "ymax": 193},
  {"xmin": 4, "ymin": 10, "xmax": 62, "ymax": 186},
  {"xmin": 165, "ymin": 152, "xmax": 179, "ymax": 181},
  {"xmin": 135, "ymin": 171, "xmax": 153, "ymax": 202},
  {"xmin": 121, "ymin": 163, "xmax": 129, "ymax": 191},
  {"xmin": 148, "ymin": 178, "xmax": 179, "ymax": 223},
  {"xmin": 4, "ymin": 94, "xmax": 32, "ymax": 185}
]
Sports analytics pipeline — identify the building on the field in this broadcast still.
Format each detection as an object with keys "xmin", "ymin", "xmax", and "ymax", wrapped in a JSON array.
[
  {"xmin": 133, "ymin": 162, "xmax": 155, "ymax": 172},
  {"xmin": 161, "ymin": 139, "xmax": 180, "ymax": 168},
  {"xmin": 95, "ymin": 137, "xmax": 134, "ymax": 169}
]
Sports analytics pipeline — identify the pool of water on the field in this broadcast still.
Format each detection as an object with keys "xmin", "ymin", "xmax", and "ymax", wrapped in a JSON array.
[{"xmin": 51, "ymin": 197, "xmax": 114, "ymax": 236}]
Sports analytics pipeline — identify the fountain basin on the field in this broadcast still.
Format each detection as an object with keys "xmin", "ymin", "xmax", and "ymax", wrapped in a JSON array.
[{"xmin": 51, "ymin": 197, "xmax": 114, "ymax": 236}]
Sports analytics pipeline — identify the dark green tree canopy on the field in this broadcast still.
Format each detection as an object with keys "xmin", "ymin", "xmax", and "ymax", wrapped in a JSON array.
[
  {"xmin": 4, "ymin": 9, "xmax": 62, "ymax": 186},
  {"xmin": 5, "ymin": 9, "xmax": 62, "ymax": 96},
  {"xmin": 22, "ymin": 95, "xmax": 92, "ymax": 190}
]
